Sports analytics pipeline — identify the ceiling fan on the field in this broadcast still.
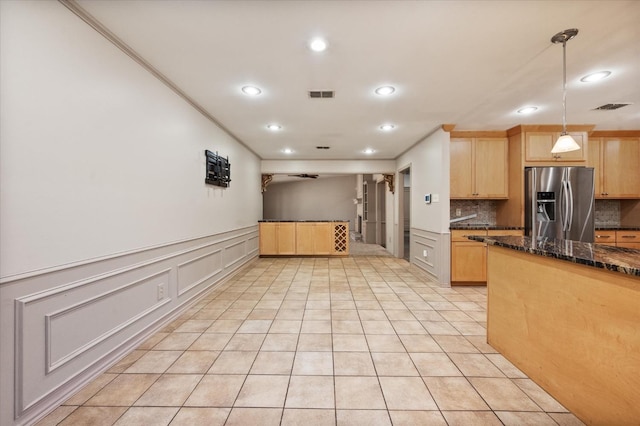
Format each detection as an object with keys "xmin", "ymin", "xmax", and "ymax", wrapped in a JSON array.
[{"xmin": 288, "ymin": 174, "xmax": 319, "ymax": 179}]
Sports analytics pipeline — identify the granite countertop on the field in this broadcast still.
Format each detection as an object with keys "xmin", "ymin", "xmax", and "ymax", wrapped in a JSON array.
[
  {"xmin": 595, "ymin": 226, "xmax": 640, "ymax": 231},
  {"xmin": 468, "ymin": 235, "xmax": 640, "ymax": 277},
  {"xmin": 259, "ymin": 220, "xmax": 349, "ymax": 223},
  {"xmin": 450, "ymin": 224, "xmax": 524, "ymax": 231}
]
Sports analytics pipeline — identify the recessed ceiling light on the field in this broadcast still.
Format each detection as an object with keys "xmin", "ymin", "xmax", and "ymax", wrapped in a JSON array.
[
  {"xmin": 379, "ymin": 124, "xmax": 395, "ymax": 131},
  {"xmin": 309, "ymin": 38, "xmax": 327, "ymax": 52},
  {"xmin": 375, "ymin": 86, "xmax": 395, "ymax": 96},
  {"xmin": 364, "ymin": 148, "xmax": 375, "ymax": 154},
  {"xmin": 283, "ymin": 148, "xmax": 293, "ymax": 154},
  {"xmin": 267, "ymin": 124, "xmax": 281, "ymax": 131},
  {"xmin": 580, "ymin": 71, "xmax": 611, "ymax": 82},
  {"xmin": 241, "ymin": 85, "xmax": 261, "ymax": 96},
  {"xmin": 517, "ymin": 106, "xmax": 538, "ymax": 114}
]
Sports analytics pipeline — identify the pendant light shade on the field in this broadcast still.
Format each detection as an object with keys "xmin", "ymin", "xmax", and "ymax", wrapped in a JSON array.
[
  {"xmin": 551, "ymin": 133, "xmax": 581, "ymax": 153},
  {"xmin": 550, "ymin": 28, "xmax": 580, "ymax": 154}
]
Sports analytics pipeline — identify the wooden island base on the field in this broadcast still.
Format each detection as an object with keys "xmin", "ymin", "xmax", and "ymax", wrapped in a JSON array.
[
  {"xmin": 259, "ymin": 221, "xmax": 349, "ymax": 256},
  {"xmin": 487, "ymin": 246, "xmax": 640, "ymax": 425}
]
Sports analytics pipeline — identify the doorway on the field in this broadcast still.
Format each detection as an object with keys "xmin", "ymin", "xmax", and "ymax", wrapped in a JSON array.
[
  {"xmin": 398, "ymin": 167, "xmax": 411, "ymax": 261},
  {"xmin": 376, "ymin": 180, "xmax": 386, "ymax": 248}
]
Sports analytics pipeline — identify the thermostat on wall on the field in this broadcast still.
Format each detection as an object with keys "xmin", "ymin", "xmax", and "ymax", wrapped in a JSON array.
[{"xmin": 425, "ymin": 194, "xmax": 431, "ymax": 204}]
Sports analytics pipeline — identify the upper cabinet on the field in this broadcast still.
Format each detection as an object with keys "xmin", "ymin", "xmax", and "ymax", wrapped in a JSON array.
[
  {"xmin": 524, "ymin": 131, "xmax": 587, "ymax": 163},
  {"xmin": 589, "ymin": 136, "xmax": 640, "ymax": 198},
  {"xmin": 450, "ymin": 136, "xmax": 508, "ymax": 199}
]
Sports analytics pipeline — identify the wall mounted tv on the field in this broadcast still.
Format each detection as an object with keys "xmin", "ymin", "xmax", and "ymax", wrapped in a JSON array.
[{"xmin": 205, "ymin": 150, "xmax": 231, "ymax": 188}]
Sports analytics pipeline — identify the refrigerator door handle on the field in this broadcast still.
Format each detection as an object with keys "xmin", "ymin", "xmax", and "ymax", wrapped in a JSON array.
[
  {"xmin": 566, "ymin": 180, "xmax": 574, "ymax": 232},
  {"xmin": 559, "ymin": 180, "xmax": 567, "ymax": 231}
]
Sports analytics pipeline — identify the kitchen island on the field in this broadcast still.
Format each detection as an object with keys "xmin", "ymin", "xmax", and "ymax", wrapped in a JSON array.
[
  {"xmin": 469, "ymin": 235, "xmax": 639, "ymax": 425},
  {"xmin": 258, "ymin": 220, "xmax": 349, "ymax": 256}
]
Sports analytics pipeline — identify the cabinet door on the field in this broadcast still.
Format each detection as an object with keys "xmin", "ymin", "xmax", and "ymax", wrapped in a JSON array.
[
  {"xmin": 450, "ymin": 138, "xmax": 473, "ymax": 198},
  {"xmin": 295, "ymin": 223, "xmax": 314, "ymax": 254},
  {"xmin": 525, "ymin": 132, "xmax": 586, "ymax": 163},
  {"xmin": 451, "ymin": 241, "xmax": 487, "ymax": 282},
  {"xmin": 616, "ymin": 230, "xmax": 640, "ymax": 248},
  {"xmin": 588, "ymin": 137, "xmax": 604, "ymax": 198},
  {"xmin": 277, "ymin": 223, "xmax": 297, "ymax": 255},
  {"xmin": 525, "ymin": 132, "xmax": 555, "ymax": 161},
  {"xmin": 474, "ymin": 138, "xmax": 508, "ymax": 198},
  {"xmin": 602, "ymin": 138, "xmax": 640, "ymax": 198},
  {"xmin": 259, "ymin": 223, "xmax": 278, "ymax": 255},
  {"xmin": 595, "ymin": 230, "xmax": 616, "ymax": 246},
  {"xmin": 313, "ymin": 223, "xmax": 333, "ymax": 255}
]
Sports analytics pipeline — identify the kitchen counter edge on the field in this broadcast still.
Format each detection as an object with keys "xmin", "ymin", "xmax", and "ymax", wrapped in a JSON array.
[
  {"xmin": 450, "ymin": 225, "xmax": 524, "ymax": 231},
  {"xmin": 259, "ymin": 220, "xmax": 350, "ymax": 223},
  {"xmin": 468, "ymin": 235, "xmax": 640, "ymax": 277}
]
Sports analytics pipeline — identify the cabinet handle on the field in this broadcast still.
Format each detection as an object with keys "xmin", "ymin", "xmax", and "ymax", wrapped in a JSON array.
[
  {"xmin": 596, "ymin": 235, "xmax": 611, "ymax": 238},
  {"xmin": 620, "ymin": 235, "xmax": 637, "ymax": 239}
]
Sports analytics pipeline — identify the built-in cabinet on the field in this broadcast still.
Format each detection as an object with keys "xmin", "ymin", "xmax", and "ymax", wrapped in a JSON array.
[
  {"xmin": 451, "ymin": 229, "xmax": 523, "ymax": 284},
  {"xmin": 595, "ymin": 229, "xmax": 640, "ymax": 249},
  {"xmin": 588, "ymin": 136, "xmax": 640, "ymax": 198},
  {"xmin": 258, "ymin": 222, "xmax": 296, "ymax": 255},
  {"xmin": 450, "ymin": 135, "xmax": 509, "ymax": 199},
  {"xmin": 259, "ymin": 221, "xmax": 349, "ymax": 256},
  {"xmin": 296, "ymin": 222, "xmax": 333, "ymax": 255},
  {"xmin": 524, "ymin": 131, "xmax": 587, "ymax": 163}
]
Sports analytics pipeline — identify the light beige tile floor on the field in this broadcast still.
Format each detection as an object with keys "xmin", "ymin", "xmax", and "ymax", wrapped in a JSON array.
[{"xmin": 37, "ymin": 256, "xmax": 585, "ymax": 425}]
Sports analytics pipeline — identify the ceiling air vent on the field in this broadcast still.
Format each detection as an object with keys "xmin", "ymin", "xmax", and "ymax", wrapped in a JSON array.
[
  {"xmin": 593, "ymin": 103, "xmax": 631, "ymax": 111},
  {"xmin": 316, "ymin": 146, "xmax": 331, "ymax": 150},
  {"xmin": 309, "ymin": 91, "xmax": 334, "ymax": 99}
]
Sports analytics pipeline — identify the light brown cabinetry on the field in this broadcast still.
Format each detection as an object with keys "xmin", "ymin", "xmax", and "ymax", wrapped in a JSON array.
[
  {"xmin": 259, "ymin": 221, "xmax": 349, "ymax": 256},
  {"xmin": 595, "ymin": 230, "xmax": 640, "ymax": 249},
  {"xmin": 450, "ymin": 137, "xmax": 508, "ymax": 199},
  {"xmin": 525, "ymin": 131, "xmax": 587, "ymax": 163},
  {"xmin": 259, "ymin": 222, "xmax": 296, "ymax": 255},
  {"xmin": 588, "ymin": 137, "xmax": 640, "ymax": 198},
  {"xmin": 594, "ymin": 230, "xmax": 616, "ymax": 246},
  {"xmin": 296, "ymin": 222, "xmax": 333, "ymax": 255},
  {"xmin": 451, "ymin": 229, "xmax": 523, "ymax": 284}
]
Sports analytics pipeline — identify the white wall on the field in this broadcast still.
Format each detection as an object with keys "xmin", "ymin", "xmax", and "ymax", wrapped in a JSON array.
[
  {"xmin": 396, "ymin": 128, "xmax": 451, "ymax": 284},
  {"xmin": 0, "ymin": 2, "xmax": 261, "ymax": 425},
  {"xmin": 263, "ymin": 176, "xmax": 357, "ymax": 226},
  {"xmin": 0, "ymin": 1, "xmax": 261, "ymax": 280},
  {"xmin": 397, "ymin": 128, "xmax": 450, "ymax": 233}
]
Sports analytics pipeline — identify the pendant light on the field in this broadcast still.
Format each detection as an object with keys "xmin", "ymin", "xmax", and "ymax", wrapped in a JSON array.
[{"xmin": 550, "ymin": 28, "xmax": 581, "ymax": 154}]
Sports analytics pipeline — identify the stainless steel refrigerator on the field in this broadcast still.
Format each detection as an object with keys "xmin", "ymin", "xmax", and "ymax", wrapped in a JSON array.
[{"xmin": 525, "ymin": 167, "xmax": 595, "ymax": 243}]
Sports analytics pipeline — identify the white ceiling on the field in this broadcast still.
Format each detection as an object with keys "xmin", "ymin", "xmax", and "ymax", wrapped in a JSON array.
[{"xmin": 75, "ymin": 0, "xmax": 640, "ymax": 160}]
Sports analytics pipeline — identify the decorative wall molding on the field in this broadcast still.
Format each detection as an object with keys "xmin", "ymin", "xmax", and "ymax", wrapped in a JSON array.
[
  {"xmin": 5, "ymin": 226, "xmax": 258, "ymax": 425},
  {"xmin": 410, "ymin": 228, "xmax": 451, "ymax": 286}
]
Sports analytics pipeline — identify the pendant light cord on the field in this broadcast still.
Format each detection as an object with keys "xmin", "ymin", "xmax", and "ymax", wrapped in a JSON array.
[{"xmin": 562, "ymin": 40, "xmax": 567, "ymax": 136}]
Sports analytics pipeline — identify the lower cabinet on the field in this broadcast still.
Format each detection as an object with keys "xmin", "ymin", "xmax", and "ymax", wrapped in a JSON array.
[
  {"xmin": 451, "ymin": 229, "xmax": 524, "ymax": 285},
  {"xmin": 296, "ymin": 222, "xmax": 332, "ymax": 255},
  {"xmin": 259, "ymin": 222, "xmax": 349, "ymax": 256},
  {"xmin": 595, "ymin": 230, "xmax": 640, "ymax": 249},
  {"xmin": 259, "ymin": 222, "xmax": 296, "ymax": 255}
]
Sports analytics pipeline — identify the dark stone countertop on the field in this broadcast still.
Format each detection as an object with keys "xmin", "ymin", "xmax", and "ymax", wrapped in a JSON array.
[
  {"xmin": 595, "ymin": 226, "xmax": 640, "ymax": 231},
  {"xmin": 259, "ymin": 220, "xmax": 349, "ymax": 223},
  {"xmin": 468, "ymin": 235, "xmax": 640, "ymax": 277},
  {"xmin": 450, "ymin": 224, "xmax": 524, "ymax": 231}
]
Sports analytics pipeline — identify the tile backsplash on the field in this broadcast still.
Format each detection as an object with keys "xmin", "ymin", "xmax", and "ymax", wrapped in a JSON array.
[
  {"xmin": 450, "ymin": 200, "xmax": 497, "ymax": 225},
  {"xmin": 594, "ymin": 199, "xmax": 620, "ymax": 226},
  {"xmin": 449, "ymin": 199, "xmax": 620, "ymax": 227}
]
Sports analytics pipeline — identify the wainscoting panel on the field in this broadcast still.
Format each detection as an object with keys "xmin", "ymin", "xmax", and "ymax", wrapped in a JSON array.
[
  {"xmin": 1, "ymin": 225, "xmax": 258, "ymax": 426},
  {"xmin": 410, "ymin": 228, "xmax": 451, "ymax": 286}
]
